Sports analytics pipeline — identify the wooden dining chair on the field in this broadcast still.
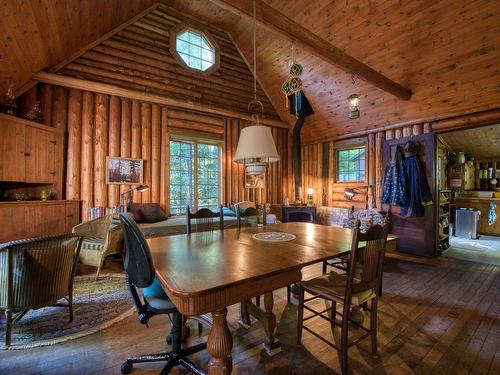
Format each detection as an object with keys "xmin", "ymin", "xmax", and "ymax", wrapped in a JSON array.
[
  {"xmin": 297, "ymin": 221, "xmax": 389, "ymax": 375},
  {"xmin": 186, "ymin": 205, "xmax": 223, "ymax": 333},
  {"xmin": 186, "ymin": 205, "xmax": 224, "ymax": 234}
]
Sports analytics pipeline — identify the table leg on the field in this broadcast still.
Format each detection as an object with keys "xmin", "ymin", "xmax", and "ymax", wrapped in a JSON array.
[
  {"xmin": 208, "ymin": 308, "xmax": 233, "ymax": 375},
  {"xmin": 262, "ymin": 292, "xmax": 281, "ymax": 355}
]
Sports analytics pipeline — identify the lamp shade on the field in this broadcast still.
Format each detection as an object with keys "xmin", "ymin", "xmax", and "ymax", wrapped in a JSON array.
[{"xmin": 234, "ymin": 126, "xmax": 280, "ymax": 164}]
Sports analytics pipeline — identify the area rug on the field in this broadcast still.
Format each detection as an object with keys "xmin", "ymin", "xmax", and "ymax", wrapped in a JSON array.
[
  {"xmin": 0, "ymin": 274, "xmax": 134, "ymax": 350},
  {"xmin": 444, "ymin": 235, "xmax": 500, "ymax": 266}
]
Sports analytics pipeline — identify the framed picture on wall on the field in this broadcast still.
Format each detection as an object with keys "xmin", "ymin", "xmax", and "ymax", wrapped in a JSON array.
[
  {"xmin": 106, "ymin": 157, "xmax": 143, "ymax": 185},
  {"xmin": 244, "ymin": 171, "xmax": 265, "ymax": 189}
]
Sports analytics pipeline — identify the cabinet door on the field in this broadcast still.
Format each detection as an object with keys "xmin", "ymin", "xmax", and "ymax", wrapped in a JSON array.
[
  {"xmin": 0, "ymin": 205, "xmax": 27, "ymax": 242},
  {"xmin": 24, "ymin": 203, "xmax": 67, "ymax": 237},
  {"xmin": 65, "ymin": 202, "xmax": 80, "ymax": 233},
  {"xmin": 25, "ymin": 126, "xmax": 57, "ymax": 183},
  {"xmin": 0, "ymin": 121, "xmax": 26, "ymax": 181}
]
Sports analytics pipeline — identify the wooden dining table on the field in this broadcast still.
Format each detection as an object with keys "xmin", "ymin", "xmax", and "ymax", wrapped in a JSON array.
[{"xmin": 147, "ymin": 222, "xmax": 396, "ymax": 375}]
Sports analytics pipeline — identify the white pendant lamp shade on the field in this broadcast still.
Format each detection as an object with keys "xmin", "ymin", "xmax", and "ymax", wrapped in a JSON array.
[{"xmin": 234, "ymin": 126, "xmax": 279, "ymax": 175}]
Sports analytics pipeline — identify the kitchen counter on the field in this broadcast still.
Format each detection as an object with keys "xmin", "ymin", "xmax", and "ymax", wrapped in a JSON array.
[{"xmin": 456, "ymin": 196, "xmax": 500, "ymax": 201}]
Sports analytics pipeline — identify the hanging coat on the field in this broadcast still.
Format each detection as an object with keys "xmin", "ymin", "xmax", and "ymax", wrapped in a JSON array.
[
  {"xmin": 381, "ymin": 145, "xmax": 408, "ymax": 206},
  {"xmin": 401, "ymin": 141, "xmax": 433, "ymax": 217}
]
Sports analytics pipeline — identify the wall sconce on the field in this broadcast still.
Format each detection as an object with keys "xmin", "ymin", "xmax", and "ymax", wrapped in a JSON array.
[
  {"xmin": 344, "ymin": 185, "xmax": 376, "ymax": 208},
  {"xmin": 120, "ymin": 184, "xmax": 149, "ymax": 209},
  {"xmin": 306, "ymin": 187, "xmax": 314, "ymax": 207},
  {"xmin": 347, "ymin": 94, "xmax": 360, "ymax": 119}
]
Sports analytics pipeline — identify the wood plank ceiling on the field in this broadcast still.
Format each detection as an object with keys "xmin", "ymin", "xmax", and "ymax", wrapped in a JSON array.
[
  {"xmin": 440, "ymin": 123, "xmax": 500, "ymax": 160},
  {"xmin": 0, "ymin": 0, "xmax": 158, "ymax": 96},
  {"xmin": 1, "ymin": 0, "xmax": 499, "ymax": 143},
  {"xmin": 169, "ymin": 0, "xmax": 500, "ymax": 142}
]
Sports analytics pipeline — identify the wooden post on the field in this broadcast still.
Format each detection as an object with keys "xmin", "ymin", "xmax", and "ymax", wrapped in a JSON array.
[
  {"xmin": 412, "ymin": 124, "xmax": 423, "ymax": 135},
  {"xmin": 151, "ymin": 104, "xmax": 161, "ymax": 204},
  {"xmin": 131, "ymin": 100, "xmax": 142, "ymax": 203},
  {"xmin": 94, "ymin": 93, "xmax": 109, "ymax": 208},
  {"xmin": 385, "ymin": 129, "xmax": 394, "ymax": 140},
  {"xmin": 368, "ymin": 133, "xmax": 376, "ymax": 208},
  {"xmin": 394, "ymin": 127, "xmax": 402, "ymax": 139},
  {"xmin": 141, "ymin": 102, "xmax": 152, "ymax": 203},
  {"xmin": 40, "ymin": 84, "xmax": 52, "ymax": 126},
  {"xmin": 66, "ymin": 89, "xmax": 82, "ymax": 200},
  {"xmin": 375, "ymin": 132, "xmax": 384, "ymax": 208},
  {"xmin": 81, "ymin": 91, "xmax": 95, "ymax": 221},
  {"xmin": 160, "ymin": 107, "xmax": 170, "ymax": 213},
  {"xmin": 51, "ymin": 86, "xmax": 68, "ymax": 130},
  {"xmin": 108, "ymin": 96, "xmax": 121, "ymax": 207},
  {"xmin": 120, "ymin": 99, "xmax": 132, "ymax": 197}
]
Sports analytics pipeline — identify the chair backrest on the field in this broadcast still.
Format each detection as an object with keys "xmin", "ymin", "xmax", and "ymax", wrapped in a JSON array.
[
  {"xmin": 236, "ymin": 206, "xmax": 266, "ymax": 228},
  {"xmin": 0, "ymin": 235, "xmax": 82, "ymax": 310},
  {"xmin": 186, "ymin": 205, "xmax": 224, "ymax": 234},
  {"xmin": 119, "ymin": 213, "xmax": 155, "ymax": 289},
  {"xmin": 346, "ymin": 221, "xmax": 388, "ymax": 298}
]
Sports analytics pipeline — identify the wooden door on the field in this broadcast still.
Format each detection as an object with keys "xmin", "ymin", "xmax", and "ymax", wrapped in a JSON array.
[
  {"xmin": 382, "ymin": 133, "xmax": 437, "ymax": 256},
  {"xmin": 0, "ymin": 121, "xmax": 26, "ymax": 181},
  {"xmin": 25, "ymin": 126, "xmax": 57, "ymax": 183}
]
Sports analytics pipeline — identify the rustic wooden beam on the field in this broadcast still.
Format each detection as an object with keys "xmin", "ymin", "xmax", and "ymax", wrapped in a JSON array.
[
  {"xmin": 209, "ymin": 0, "xmax": 412, "ymax": 100},
  {"xmin": 33, "ymin": 71, "xmax": 289, "ymax": 128}
]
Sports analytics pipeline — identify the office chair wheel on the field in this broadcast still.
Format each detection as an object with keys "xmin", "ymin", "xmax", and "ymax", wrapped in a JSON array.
[{"xmin": 121, "ymin": 361, "xmax": 133, "ymax": 374}]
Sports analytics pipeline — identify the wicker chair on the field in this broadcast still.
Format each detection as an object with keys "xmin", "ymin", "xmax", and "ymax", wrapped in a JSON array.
[
  {"xmin": 0, "ymin": 235, "xmax": 82, "ymax": 348},
  {"xmin": 72, "ymin": 214, "xmax": 124, "ymax": 280}
]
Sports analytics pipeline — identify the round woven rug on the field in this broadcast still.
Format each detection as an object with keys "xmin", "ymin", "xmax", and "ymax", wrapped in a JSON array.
[{"xmin": 0, "ymin": 274, "xmax": 133, "ymax": 350}]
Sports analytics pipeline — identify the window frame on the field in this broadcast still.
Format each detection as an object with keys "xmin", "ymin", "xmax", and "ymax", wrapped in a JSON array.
[
  {"xmin": 168, "ymin": 136, "xmax": 223, "ymax": 215},
  {"xmin": 334, "ymin": 143, "xmax": 367, "ymax": 184},
  {"xmin": 169, "ymin": 23, "xmax": 220, "ymax": 76}
]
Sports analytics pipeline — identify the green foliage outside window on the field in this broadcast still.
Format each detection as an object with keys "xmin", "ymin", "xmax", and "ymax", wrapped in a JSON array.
[
  {"xmin": 337, "ymin": 146, "xmax": 366, "ymax": 182},
  {"xmin": 169, "ymin": 140, "xmax": 220, "ymax": 215}
]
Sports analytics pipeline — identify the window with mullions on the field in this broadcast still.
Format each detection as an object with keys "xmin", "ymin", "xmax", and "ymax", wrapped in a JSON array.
[
  {"xmin": 175, "ymin": 30, "xmax": 215, "ymax": 72},
  {"xmin": 169, "ymin": 140, "xmax": 221, "ymax": 215},
  {"xmin": 337, "ymin": 146, "xmax": 366, "ymax": 182}
]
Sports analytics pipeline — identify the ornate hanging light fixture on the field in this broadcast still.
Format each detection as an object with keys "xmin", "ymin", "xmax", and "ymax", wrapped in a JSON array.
[
  {"xmin": 234, "ymin": 0, "xmax": 279, "ymax": 176},
  {"xmin": 281, "ymin": 43, "xmax": 304, "ymax": 118}
]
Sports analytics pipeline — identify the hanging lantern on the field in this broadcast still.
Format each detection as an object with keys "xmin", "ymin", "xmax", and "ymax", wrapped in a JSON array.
[
  {"xmin": 289, "ymin": 62, "xmax": 303, "ymax": 77},
  {"xmin": 347, "ymin": 94, "xmax": 360, "ymax": 119}
]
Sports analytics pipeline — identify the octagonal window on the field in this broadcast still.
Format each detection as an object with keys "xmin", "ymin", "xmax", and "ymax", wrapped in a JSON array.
[{"xmin": 175, "ymin": 30, "xmax": 215, "ymax": 72}]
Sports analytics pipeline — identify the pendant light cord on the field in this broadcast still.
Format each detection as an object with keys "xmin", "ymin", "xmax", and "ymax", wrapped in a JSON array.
[{"xmin": 253, "ymin": 0, "xmax": 257, "ymax": 101}]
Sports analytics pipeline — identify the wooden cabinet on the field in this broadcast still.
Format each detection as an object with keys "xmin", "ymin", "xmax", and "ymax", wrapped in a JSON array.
[
  {"xmin": 0, "ymin": 201, "xmax": 80, "ymax": 242},
  {"xmin": 0, "ymin": 114, "xmax": 62, "ymax": 186}
]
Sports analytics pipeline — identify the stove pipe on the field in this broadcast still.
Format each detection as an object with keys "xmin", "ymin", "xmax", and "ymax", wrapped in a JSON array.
[{"xmin": 293, "ymin": 115, "xmax": 305, "ymax": 201}]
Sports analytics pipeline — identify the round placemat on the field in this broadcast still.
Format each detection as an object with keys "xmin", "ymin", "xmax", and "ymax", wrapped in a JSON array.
[{"xmin": 252, "ymin": 232, "xmax": 296, "ymax": 242}]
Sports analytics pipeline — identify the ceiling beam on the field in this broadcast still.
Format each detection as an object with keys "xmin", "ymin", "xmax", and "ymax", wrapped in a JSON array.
[{"xmin": 209, "ymin": 0, "xmax": 412, "ymax": 100}]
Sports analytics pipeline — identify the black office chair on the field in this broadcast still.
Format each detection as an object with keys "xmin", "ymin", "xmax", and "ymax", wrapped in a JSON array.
[{"xmin": 119, "ymin": 214, "xmax": 207, "ymax": 375}]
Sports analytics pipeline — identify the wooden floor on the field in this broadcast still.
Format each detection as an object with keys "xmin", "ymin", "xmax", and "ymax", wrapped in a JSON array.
[{"xmin": 1, "ymin": 253, "xmax": 499, "ymax": 375}]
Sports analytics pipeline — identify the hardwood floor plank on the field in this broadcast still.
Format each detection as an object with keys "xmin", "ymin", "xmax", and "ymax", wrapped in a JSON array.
[{"xmin": 0, "ymin": 254, "xmax": 498, "ymax": 375}]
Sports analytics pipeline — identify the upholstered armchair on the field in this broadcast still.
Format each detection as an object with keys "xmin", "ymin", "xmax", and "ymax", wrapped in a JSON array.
[
  {"xmin": 72, "ymin": 214, "xmax": 124, "ymax": 280},
  {"xmin": 0, "ymin": 235, "xmax": 82, "ymax": 348}
]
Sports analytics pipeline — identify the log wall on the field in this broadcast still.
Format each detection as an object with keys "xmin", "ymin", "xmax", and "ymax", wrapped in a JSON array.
[
  {"xmin": 301, "ymin": 123, "xmax": 433, "ymax": 210},
  {"xmin": 20, "ymin": 83, "xmax": 291, "ymax": 221}
]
